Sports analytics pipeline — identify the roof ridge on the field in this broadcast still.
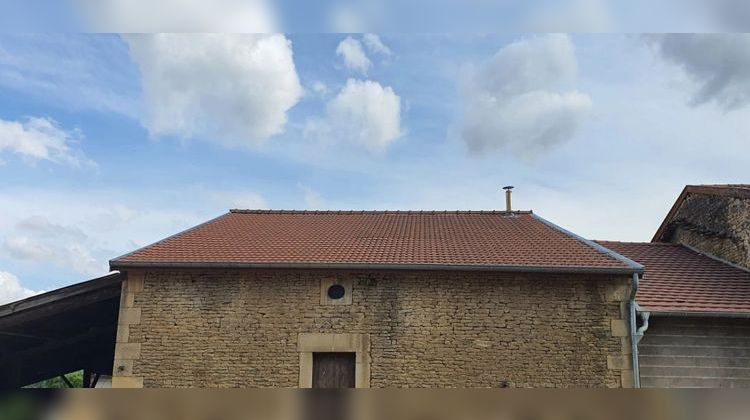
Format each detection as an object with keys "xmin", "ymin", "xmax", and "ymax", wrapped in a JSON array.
[
  {"xmin": 690, "ymin": 183, "xmax": 750, "ymax": 189},
  {"xmin": 596, "ymin": 240, "xmax": 680, "ymax": 247},
  {"xmin": 229, "ymin": 209, "xmax": 535, "ymax": 215}
]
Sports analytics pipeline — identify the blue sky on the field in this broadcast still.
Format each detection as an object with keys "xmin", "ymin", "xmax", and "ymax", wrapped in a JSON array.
[
  {"xmin": 1, "ymin": 0, "xmax": 747, "ymax": 32},
  {"xmin": 0, "ymin": 3, "xmax": 749, "ymax": 302}
]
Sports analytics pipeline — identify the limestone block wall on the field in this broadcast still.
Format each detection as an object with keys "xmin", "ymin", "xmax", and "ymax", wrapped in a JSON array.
[
  {"xmin": 112, "ymin": 268, "xmax": 634, "ymax": 388},
  {"xmin": 667, "ymin": 194, "xmax": 750, "ymax": 269}
]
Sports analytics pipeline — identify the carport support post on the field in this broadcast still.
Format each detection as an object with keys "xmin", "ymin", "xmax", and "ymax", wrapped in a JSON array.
[
  {"xmin": 59, "ymin": 374, "xmax": 74, "ymax": 388},
  {"xmin": 82, "ymin": 369, "xmax": 92, "ymax": 388}
]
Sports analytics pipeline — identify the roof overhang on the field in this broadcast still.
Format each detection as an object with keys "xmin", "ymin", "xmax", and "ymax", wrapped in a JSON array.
[
  {"xmin": 111, "ymin": 260, "xmax": 642, "ymax": 275},
  {"xmin": 0, "ymin": 272, "xmax": 122, "ymax": 388}
]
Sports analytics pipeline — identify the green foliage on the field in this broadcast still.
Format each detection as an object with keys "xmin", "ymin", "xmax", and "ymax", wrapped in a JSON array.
[{"xmin": 25, "ymin": 371, "xmax": 83, "ymax": 388}]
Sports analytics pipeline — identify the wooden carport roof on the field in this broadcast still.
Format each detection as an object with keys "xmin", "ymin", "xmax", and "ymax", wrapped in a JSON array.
[{"xmin": 0, "ymin": 272, "xmax": 122, "ymax": 389}]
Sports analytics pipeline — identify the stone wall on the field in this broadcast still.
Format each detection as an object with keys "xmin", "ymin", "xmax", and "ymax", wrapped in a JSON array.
[
  {"xmin": 665, "ymin": 194, "xmax": 750, "ymax": 269},
  {"xmin": 112, "ymin": 268, "xmax": 634, "ymax": 388}
]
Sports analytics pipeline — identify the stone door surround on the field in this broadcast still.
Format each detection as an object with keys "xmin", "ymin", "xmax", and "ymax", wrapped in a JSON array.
[{"xmin": 298, "ymin": 333, "xmax": 370, "ymax": 388}]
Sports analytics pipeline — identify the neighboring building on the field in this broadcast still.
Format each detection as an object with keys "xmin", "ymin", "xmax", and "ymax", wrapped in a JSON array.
[
  {"xmin": 653, "ymin": 184, "xmax": 750, "ymax": 269},
  {"xmin": 599, "ymin": 241, "xmax": 750, "ymax": 388},
  {"xmin": 599, "ymin": 184, "xmax": 750, "ymax": 388},
  {"xmin": 108, "ymin": 210, "xmax": 643, "ymax": 388}
]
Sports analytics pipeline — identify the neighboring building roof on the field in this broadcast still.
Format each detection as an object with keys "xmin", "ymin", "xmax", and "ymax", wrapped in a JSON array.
[
  {"xmin": 111, "ymin": 210, "xmax": 642, "ymax": 274},
  {"xmin": 597, "ymin": 241, "xmax": 750, "ymax": 314},
  {"xmin": 652, "ymin": 184, "xmax": 750, "ymax": 242}
]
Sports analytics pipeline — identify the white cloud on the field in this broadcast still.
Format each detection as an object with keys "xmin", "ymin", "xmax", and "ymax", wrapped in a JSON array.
[
  {"xmin": 17, "ymin": 215, "xmax": 87, "ymax": 240},
  {"xmin": 75, "ymin": 0, "xmax": 277, "ymax": 32},
  {"xmin": 0, "ymin": 117, "xmax": 93, "ymax": 166},
  {"xmin": 124, "ymin": 34, "xmax": 303, "ymax": 146},
  {"xmin": 457, "ymin": 34, "xmax": 592, "ymax": 156},
  {"xmin": 210, "ymin": 191, "xmax": 268, "ymax": 210},
  {"xmin": 0, "ymin": 36, "xmax": 139, "ymax": 117},
  {"xmin": 311, "ymin": 81, "xmax": 329, "ymax": 98},
  {"xmin": 0, "ymin": 187, "xmax": 268, "ymax": 286},
  {"xmin": 329, "ymin": 5, "xmax": 367, "ymax": 32},
  {"xmin": 647, "ymin": 34, "xmax": 750, "ymax": 111},
  {"xmin": 460, "ymin": 91, "xmax": 592, "ymax": 156},
  {"xmin": 336, "ymin": 37, "xmax": 372, "ymax": 74},
  {"xmin": 3, "ymin": 236, "xmax": 106, "ymax": 277},
  {"xmin": 299, "ymin": 184, "xmax": 325, "ymax": 209},
  {"xmin": 87, "ymin": 205, "xmax": 140, "ymax": 231},
  {"xmin": 0, "ymin": 271, "xmax": 40, "ymax": 305},
  {"xmin": 306, "ymin": 79, "xmax": 402, "ymax": 153},
  {"xmin": 363, "ymin": 34, "xmax": 392, "ymax": 56},
  {"xmin": 3, "ymin": 237, "xmax": 52, "ymax": 261},
  {"xmin": 0, "ymin": 203, "xmax": 186, "ymax": 279}
]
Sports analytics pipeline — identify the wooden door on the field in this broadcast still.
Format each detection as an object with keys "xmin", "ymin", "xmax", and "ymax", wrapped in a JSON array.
[{"xmin": 312, "ymin": 352, "xmax": 355, "ymax": 388}]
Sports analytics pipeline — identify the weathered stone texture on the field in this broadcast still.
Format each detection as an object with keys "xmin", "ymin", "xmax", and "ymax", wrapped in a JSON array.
[
  {"xmin": 123, "ymin": 269, "xmax": 631, "ymax": 388},
  {"xmin": 667, "ymin": 194, "xmax": 750, "ymax": 269}
]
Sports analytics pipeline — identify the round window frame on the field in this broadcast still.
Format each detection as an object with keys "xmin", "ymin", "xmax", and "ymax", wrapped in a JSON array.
[{"xmin": 327, "ymin": 284, "xmax": 346, "ymax": 300}]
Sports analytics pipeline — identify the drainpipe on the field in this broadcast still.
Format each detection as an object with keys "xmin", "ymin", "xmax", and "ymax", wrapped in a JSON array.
[
  {"xmin": 629, "ymin": 272, "xmax": 641, "ymax": 388},
  {"xmin": 636, "ymin": 310, "xmax": 650, "ymax": 342}
]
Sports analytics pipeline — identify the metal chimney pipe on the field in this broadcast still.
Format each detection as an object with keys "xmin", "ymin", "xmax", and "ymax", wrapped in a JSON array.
[{"xmin": 503, "ymin": 186, "xmax": 514, "ymax": 212}]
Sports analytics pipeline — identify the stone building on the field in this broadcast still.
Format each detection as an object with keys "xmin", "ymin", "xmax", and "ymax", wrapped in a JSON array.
[
  {"xmin": 108, "ymin": 210, "xmax": 643, "ymax": 388},
  {"xmin": 5, "ymin": 184, "xmax": 747, "ymax": 388},
  {"xmin": 653, "ymin": 184, "xmax": 750, "ymax": 269},
  {"xmin": 601, "ymin": 184, "xmax": 750, "ymax": 388}
]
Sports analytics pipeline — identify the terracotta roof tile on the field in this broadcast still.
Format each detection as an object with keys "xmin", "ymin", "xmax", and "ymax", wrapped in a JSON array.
[
  {"xmin": 597, "ymin": 241, "xmax": 750, "ymax": 314},
  {"xmin": 111, "ymin": 210, "xmax": 637, "ymax": 272}
]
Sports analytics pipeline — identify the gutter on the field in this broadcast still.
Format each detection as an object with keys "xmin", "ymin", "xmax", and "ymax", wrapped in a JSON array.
[
  {"xmin": 647, "ymin": 310, "xmax": 750, "ymax": 319},
  {"xmin": 109, "ymin": 260, "xmax": 641, "ymax": 275}
]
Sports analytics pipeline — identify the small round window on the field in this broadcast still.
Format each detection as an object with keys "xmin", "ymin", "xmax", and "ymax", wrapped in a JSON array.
[{"xmin": 327, "ymin": 284, "xmax": 346, "ymax": 300}]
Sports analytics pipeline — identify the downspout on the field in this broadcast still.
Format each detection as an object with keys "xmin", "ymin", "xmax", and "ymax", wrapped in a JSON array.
[
  {"xmin": 636, "ymin": 308, "xmax": 650, "ymax": 341},
  {"xmin": 629, "ymin": 272, "xmax": 641, "ymax": 388}
]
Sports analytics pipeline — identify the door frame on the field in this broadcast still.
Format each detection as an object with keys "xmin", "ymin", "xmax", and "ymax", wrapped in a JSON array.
[{"xmin": 298, "ymin": 333, "xmax": 370, "ymax": 388}]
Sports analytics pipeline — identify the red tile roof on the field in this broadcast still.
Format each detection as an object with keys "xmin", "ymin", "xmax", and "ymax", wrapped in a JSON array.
[
  {"xmin": 111, "ymin": 210, "xmax": 640, "ymax": 274},
  {"xmin": 597, "ymin": 241, "xmax": 750, "ymax": 314}
]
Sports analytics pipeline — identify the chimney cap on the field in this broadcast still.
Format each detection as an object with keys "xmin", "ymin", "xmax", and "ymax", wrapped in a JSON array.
[{"xmin": 502, "ymin": 185, "xmax": 514, "ymax": 190}]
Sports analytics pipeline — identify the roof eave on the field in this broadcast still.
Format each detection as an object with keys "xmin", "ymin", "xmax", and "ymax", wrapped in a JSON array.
[
  {"xmin": 0, "ymin": 272, "xmax": 122, "ymax": 318},
  {"xmin": 110, "ymin": 260, "xmax": 642, "ymax": 275},
  {"xmin": 643, "ymin": 309, "xmax": 750, "ymax": 319}
]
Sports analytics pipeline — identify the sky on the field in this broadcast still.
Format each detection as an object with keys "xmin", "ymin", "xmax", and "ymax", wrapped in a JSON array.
[{"xmin": 0, "ymin": 1, "xmax": 749, "ymax": 302}]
